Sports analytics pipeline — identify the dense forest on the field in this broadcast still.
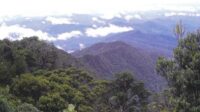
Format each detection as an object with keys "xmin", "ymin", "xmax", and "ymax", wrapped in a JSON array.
[
  {"xmin": 0, "ymin": 29, "xmax": 200, "ymax": 112},
  {"xmin": 0, "ymin": 37, "xmax": 149, "ymax": 112}
]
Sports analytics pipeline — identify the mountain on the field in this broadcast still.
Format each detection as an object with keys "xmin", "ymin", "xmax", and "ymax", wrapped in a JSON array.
[
  {"xmin": 104, "ymin": 30, "xmax": 177, "ymax": 57},
  {"xmin": 74, "ymin": 41, "xmax": 167, "ymax": 92},
  {"xmin": 1, "ymin": 12, "xmax": 200, "ymax": 54}
]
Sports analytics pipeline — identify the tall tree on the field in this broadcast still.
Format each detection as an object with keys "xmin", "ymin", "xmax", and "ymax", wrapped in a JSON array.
[
  {"xmin": 157, "ymin": 30, "xmax": 200, "ymax": 111},
  {"xmin": 99, "ymin": 72, "xmax": 149, "ymax": 112},
  {"xmin": 173, "ymin": 20, "xmax": 185, "ymax": 40}
]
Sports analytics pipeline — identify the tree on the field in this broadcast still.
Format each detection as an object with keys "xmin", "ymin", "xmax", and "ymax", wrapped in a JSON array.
[
  {"xmin": 111, "ymin": 73, "xmax": 149, "ymax": 112},
  {"xmin": 0, "ymin": 98, "xmax": 13, "ymax": 112},
  {"xmin": 11, "ymin": 74, "xmax": 50, "ymax": 103},
  {"xmin": 16, "ymin": 103, "xmax": 40, "ymax": 112},
  {"xmin": 63, "ymin": 104, "xmax": 77, "ymax": 112},
  {"xmin": 38, "ymin": 93, "xmax": 67, "ymax": 112},
  {"xmin": 156, "ymin": 30, "xmax": 200, "ymax": 111},
  {"xmin": 174, "ymin": 20, "xmax": 185, "ymax": 40},
  {"xmin": 96, "ymin": 72, "xmax": 149, "ymax": 112}
]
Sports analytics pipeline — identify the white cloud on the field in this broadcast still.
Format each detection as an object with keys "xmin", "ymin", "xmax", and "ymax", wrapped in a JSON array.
[
  {"xmin": 133, "ymin": 14, "xmax": 142, "ymax": 19},
  {"xmin": 92, "ymin": 17, "xmax": 106, "ymax": 24},
  {"xmin": 0, "ymin": 24, "xmax": 56, "ymax": 41},
  {"xmin": 0, "ymin": 0, "xmax": 199, "ymax": 17},
  {"xmin": 57, "ymin": 31, "xmax": 83, "ymax": 40},
  {"xmin": 42, "ymin": 21, "xmax": 46, "ymax": 24},
  {"xmin": 124, "ymin": 15, "xmax": 133, "ymax": 21},
  {"xmin": 124, "ymin": 14, "xmax": 142, "ymax": 21},
  {"xmin": 46, "ymin": 16, "xmax": 77, "ymax": 25},
  {"xmin": 67, "ymin": 50, "xmax": 75, "ymax": 53},
  {"xmin": 0, "ymin": 23, "xmax": 84, "ymax": 41},
  {"xmin": 164, "ymin": 12, "xmax": 200, "ymax": 17},
  {"xmin": 56, "ymin": 45, "xmax": 64, "ymax": 50},
  {"xmin": 85, "ymin": 24, "xmax": 133, "ymax": 37},
  {"xmin": 92, "ymin": 24, "xmax": 98, "ymax": 28},
  {"xmin": 79, "ymin": 43, "xmax": 85, "ymax": 50},
  {"xmin": 100, "ymin": 13, "xmax": 123, "ymax": 20}
]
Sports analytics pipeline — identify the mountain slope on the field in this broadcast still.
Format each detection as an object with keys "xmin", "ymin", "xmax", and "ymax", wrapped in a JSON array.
[
  {"xmin": 74, "ymin": 41, "xmax": 167, "ymax": 92},
  {"xmin": 104, "ymin": 30, "xmax": 177, "ymax": 57}
]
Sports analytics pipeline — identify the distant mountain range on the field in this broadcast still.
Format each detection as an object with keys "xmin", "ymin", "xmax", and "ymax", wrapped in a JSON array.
[
  {"xmin": 74, "ymin": 41, "xmax": 167, "ymax": 92},
  {"xmin": 0, "ymin": 11, "xmax": 200, "ymax": 56},
  {"xmin": 0, "ymin": 11, "xmax": 200, "ymax": 92}
]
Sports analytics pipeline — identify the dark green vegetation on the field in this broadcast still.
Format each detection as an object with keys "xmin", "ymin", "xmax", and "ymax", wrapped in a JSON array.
[
  {"xmin": 0, "ymin": 37, "xmax": 149, "ymax": 112},
  {"xmin": 0, "ymin": 37, "xmax": 81, "ymax": 84},
  {"xmin": 1, "ymin": 29, "xmax": 200, "ymax": 112},
  {"xmin": 154, "ymin": 30, "xmax": 200, "ymax": 112}
]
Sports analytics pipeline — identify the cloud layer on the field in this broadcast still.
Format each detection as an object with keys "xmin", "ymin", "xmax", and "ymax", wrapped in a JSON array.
[
  {"xmin": 85, "ymin": 24, "xmax": 133, "ymax": 37},
  {"xmin": 57, "ymin": 31, "xmax": 83, "ymax": 40},
  {"xmin": 0, "ymin": 0, "xmax": 199, "ymax": 17},
  {"xmin": 46, "ymin": 17, "xmax": 77, "ymax": 25},
  {"xmin": 0, "ymin": 24, "xmax": 83, "ymax": 41},
  {"xmin": 0, "ymin": 24, "xmax": 55, "ymax": 41}
]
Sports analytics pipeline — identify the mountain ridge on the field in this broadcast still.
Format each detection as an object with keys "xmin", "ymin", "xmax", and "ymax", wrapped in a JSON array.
[{"xmin": 74, "ymin": 41, "xmax": 167, "ymax": 92}]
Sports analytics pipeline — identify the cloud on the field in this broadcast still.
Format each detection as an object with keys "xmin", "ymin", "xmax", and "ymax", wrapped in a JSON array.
[
  {"xmin": 79, "ymin": 43, "xmax": 85, "ymax": 50},
  {"xmin": 0, "ymin": 0, "xmax": 199, "ymax": 17},
  {"xmin": 100, "ymin": 13, "xmax": 122, "ymax": 20},
  {"xmin": 124, "ymin": 14, "xmax": 142, "ymax": 21},
  {"xmin": 85, "ymin": 24, "xmax": 133, "ymax": 37},
  {"xmin": 46, "ymin": 16, "xmax": 77, "ymax": 25},
  {"xmin": 67, "ymin": 50, "xmax": 75, "ymax": 53},
  {"xmin": 56, "ymin": 45, "xmax": 64, "ymax": 50},
  {"xmin": 57, "ymin": 31, "xmax": 83, "ymax": 40},
  {"xmin": 92, "ymin": 24, "xmax": 98, "ymax": 28},
  {"xmin": 0, "ymin": 23, "xmax": 56, "ymax": 41},
  {"xmin": 92, "ymin": 17, "xmax": 106, "ymax": 24},
  {"xmin": 0, "ymin": 23, "xmax": 84, "ymax": 41},
  {"xmin": 164, "ymin": 12, "xmax": 200, "ymax": 17}
]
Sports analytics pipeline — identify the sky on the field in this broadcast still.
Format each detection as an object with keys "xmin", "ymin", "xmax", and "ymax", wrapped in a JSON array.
[{"xmin": 0, "ymin": 0, "xmax": 199, "ymax": 17}]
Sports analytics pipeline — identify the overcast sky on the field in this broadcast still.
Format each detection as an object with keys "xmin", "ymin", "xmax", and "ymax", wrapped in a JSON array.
[{"xmin": 0, "ymin": 0, "xmax": 199, "ymax": 17}]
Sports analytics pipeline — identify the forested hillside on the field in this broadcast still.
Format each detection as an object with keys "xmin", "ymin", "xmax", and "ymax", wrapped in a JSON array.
[
  {"xmin": 0, "ymin": 37, "xmax": 82, "ymax": 84},
  {"xmin": 0, "ymin": 37, "xmax": 149, "ymax": 112},
  {"xmin": 1, "ymin": 30, "xmax": 200, "ymax": 112}
]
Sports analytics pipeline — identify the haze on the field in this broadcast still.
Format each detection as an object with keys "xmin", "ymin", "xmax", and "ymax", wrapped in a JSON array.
[{"xmin": 0, "ymin": 0, "xmax": 199, "ymax": 17}]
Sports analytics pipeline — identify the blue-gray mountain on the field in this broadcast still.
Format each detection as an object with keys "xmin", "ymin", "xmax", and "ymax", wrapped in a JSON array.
[
  {"xmin": 1, "ymin": 11, "xmax": 200, "ymax": 54},
  {"xmin": 74, "ymin": 41, "xmax": 167, "ymax": 92}
]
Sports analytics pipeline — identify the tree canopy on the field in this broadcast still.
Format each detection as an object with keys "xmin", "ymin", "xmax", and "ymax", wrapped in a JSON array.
[{"xmin": 156, "ymin": 30, "xmax": 200, "ymax": 112}]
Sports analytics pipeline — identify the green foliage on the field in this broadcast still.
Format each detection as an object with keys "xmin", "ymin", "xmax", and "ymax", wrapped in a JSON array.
[
  {"xmin": 9, "ymin": 68, "xmax": 96, "ymax": 112},
  {"xmin": 174, "ymin": 20, "xmax": 185, "ymax": 39},
  {"xmin": 0, "ymin": 37, "xmax": 151, "ymax": 112},
  {"xmin": 11, "ymin": 74, "xmax": 50, "ymax": 103},
  {"xmin": 0, "ymin": 98, "xmax": 13, "ymax": 112},
  {"xmin": 109, "ymin": 72, "xmax": 149, "ymax": 112},
  {"xmin": 156, "ymin": 30, "xmax": 200, "ymax": 111},
  {"xmin": 63, "ymin": 104, "xmax": 77, "ymax": 112},
  {"xmin": 38, "ymin": 93, "xmax": 66, "ymax": 112},
  {"xmin": 16, "ymin": 103, "xmax": 40, "ymax": 112},
  {"xmin": 0, "ymin": 37, "xmax": 80, "ymax": 85},
  {"xmin": 92, "ymin": 72, "xmax": 150, "ymax": 112},
  {"xmin": 147, "ymin": 90, "xmax": 178, "ymax": 112}
]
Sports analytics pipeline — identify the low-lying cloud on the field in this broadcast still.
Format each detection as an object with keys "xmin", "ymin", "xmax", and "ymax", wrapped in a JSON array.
[
  {"xmin": 0, "ymin": 23, "xmax": 56, "ymax": 41},
  {"xmin": 124, "ymin": 14, "xmax": 142, "ymax": 21},
  {"xmin": 0, "ymin": 23, "xmax": 84, "ymax": 41},
  {"xmin": 46, "ymin": 17, "xmax": 78, "ymax": 25},
  {"xmin": 79, "ymin": 43, "xmax": 86, "ymax": 50},
  {"xmin": 164, "ymin": 12, "xmax": 200, "ymax": 17},
  {"xmin": 85, "ymin": 24, "xmax": 133, "ymax": 37},
  {"xmin": 57, "ymin": 31, "xmax": 83, "ymax": 40}
]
